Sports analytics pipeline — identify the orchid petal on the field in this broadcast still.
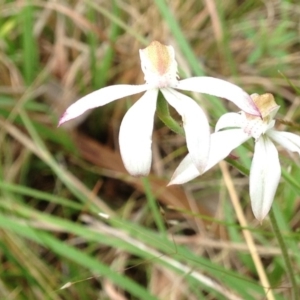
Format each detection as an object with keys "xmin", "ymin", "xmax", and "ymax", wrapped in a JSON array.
[
  {"xmin": 169, "ymin": 129, "xmax": 250, "ymax": 185},
  {"xmin": 161, "ymin": 88, "xmax": 210, "ymax": 173},
  {"xmin": 268, "ymin": 130, "xmax": 300, "ymax": 155},
  {"xmin": 176, "ymin": 77, "xmax": 260, "ymax": 116},
  {"xmin": 58, "ymin": 84, "xmax": 149, "ymax": 126},
  {"xmin": 215, "ymin": 112, "xmax": 243, "ymax": 132},
  {"xmin": 205, "ymin": 129, "xmax": 251, "ymax": 170},
  {"xmin": 250, "ymin": 136, "xmax": 281, "ymax": 221},
  {"xmin": 168, "ymin": 154, "xmax": 199, "ymax": 185},
  {"xmin": 119, "ymin": 89, "xmax": 158, "ymax": 176}
]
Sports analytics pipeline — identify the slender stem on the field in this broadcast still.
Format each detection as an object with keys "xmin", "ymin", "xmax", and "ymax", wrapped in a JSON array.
[
  {"xmin": 156, "ymin": 94, "xmax": 184, "ymax": 136},
  {"xmin": 276, "ymin": 118, "xmax": 300, "ymax": 131},
  {"xmin": 142, "ymin": 177, "xmax": 166, "ymax": 235},
  {"xmin": 278, "ymin": 70, "xmax": 300, "ymax": 94},
  {"xmin": 220, "ymin": 161, "xmax": 275, "ymax": 300},
  {"xmin": 269, "ymin": 208, "xmax": 298, "ymax": 300}
]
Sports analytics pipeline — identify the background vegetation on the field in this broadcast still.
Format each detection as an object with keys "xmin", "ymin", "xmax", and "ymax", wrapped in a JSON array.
[{"xmin": 0, "ymin": 0, "xmax": 300, "ymax": 299}]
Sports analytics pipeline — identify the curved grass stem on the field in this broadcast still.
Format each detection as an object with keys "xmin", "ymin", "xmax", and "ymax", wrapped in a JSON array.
[
  {"xmin": 269, "ymin": 208, "xmax": 299, "ymax": 300},
  {"xmin": 142, "ymin": 177, "xmax": 166, "ymax": 235}
]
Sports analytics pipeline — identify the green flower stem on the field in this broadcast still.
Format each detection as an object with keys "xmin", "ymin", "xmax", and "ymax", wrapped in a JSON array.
[
  {"xmin": 269, "ymin": 208, "xmax": 298, "ymax": 300},
  {"xmin": 142, "ymin": 177, "xmax": 166, "ymax": 235},
  {"xmin": 156, "ymin": 94, "xmax": 184, "ymax": 136},
  {"xmin": 225, "ymin": 157, "xmax": 250, "ymax": 176},
  {"xmin": 227, "ymin": 156, "xmax": 298, "ymax": 298}
]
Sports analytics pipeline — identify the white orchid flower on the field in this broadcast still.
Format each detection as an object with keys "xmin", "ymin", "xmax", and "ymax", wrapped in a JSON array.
[
  {"xmin": 58, "ymin": 41, "xmax": 259, "ymax": 177},
  {"xmin": 170, "ymin": 93, "xmax": 300, "ymax": 221}
]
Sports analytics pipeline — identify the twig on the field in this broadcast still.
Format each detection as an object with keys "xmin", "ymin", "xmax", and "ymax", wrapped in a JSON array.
[{"xmin": 219, "ymin": 161, "xmax": 275, "ymax": 300}]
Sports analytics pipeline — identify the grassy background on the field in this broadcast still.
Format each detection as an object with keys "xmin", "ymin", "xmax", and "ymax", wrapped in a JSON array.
[{"xmin": 0, "ymin": 0, "xmax": 300, "ymax": 299}]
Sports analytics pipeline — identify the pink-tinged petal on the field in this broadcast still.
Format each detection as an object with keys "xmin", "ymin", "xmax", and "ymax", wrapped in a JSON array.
[
  {"xmin": 268, "ymin": 130, "xmax": 300, "ymax": 155},
  {"xmin": 169, "ymin": 129, "xmax": 249, "ymax": 185},
  {"xmin": 176, "ymin": 77, "xmax": 260, "ymax": 116},
  {"xmin": 250, "ymin": 136, "xmax": 281, "ymax": 221},
  {"xmin": 58, "ymin": 84, "xmax": 149, "ymax": 126},
  {"xmin": 215, "ymin": 112, "xmax": 243, "ymax": 132},
  {"xmin": 119, "ymin": 89, "xmax": 158, "ymax": 176},
  {"xmin": 161, "ymin": 88, "xmax": 210, "ymax": 174}
]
